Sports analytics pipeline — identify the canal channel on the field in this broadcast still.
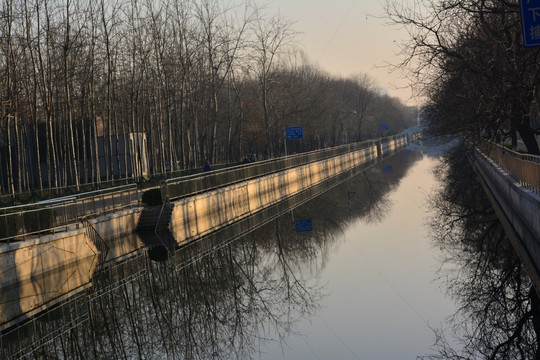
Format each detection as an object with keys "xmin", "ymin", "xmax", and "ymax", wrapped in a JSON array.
[{"xmin": 2, "ymin": 140, "xmax": 537, "ymax": 359}]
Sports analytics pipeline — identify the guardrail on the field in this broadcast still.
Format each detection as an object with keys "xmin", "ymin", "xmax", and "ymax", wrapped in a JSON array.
[
  {"xmin": 162, "ymin": 139, "xmax": 377, "ymax": 201},
  {"xmin": 162, "ymin": 135, "xmax": 407, "ymax": 201},
  {"xmin": 0, "ymin": 178, "xmax": 136, "ymax": 207},
  {"xmin": 0, "ymin": 184, "xmax": 140, "ymax": 243},
  {"xmin": 81, "ymin": 217, "xmax": 109, "ymax": 271},
  {"xmin": 0, "ymin": 134, "xmax": 409, "ymax": 243},
  {"xmin": 480, "ymin": 142, "xmax": 540, "ymax": 194}
]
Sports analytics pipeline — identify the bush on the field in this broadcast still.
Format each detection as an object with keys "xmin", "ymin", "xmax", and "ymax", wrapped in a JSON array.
[{"xmin": 142, "ymin": 188, "xmax": 163, "ymax": 206}]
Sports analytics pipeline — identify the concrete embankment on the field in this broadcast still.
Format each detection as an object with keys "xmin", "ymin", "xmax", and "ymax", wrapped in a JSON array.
[
  {"xmin": 0, "ymin": 229, "xmax": 97, "ymax": 329},
  {"xmin": 0, "ymin": 134, "xmax": 409, "ymax": 330},
  {"xmin": 471, "ymin": 147, "xmax": 540, "ymax": 291},
  {"xmin": 0, "ymin": 208, "xmax": 142, "ymax": 330},
  {"xmin": 168, "ymin": 138, "xmax": 407, "ymax": 244}
]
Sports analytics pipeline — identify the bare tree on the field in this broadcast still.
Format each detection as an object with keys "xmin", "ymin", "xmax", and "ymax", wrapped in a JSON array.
[
  {"xmin": 248, "ymin": 6, "xmax": 296, "ymax": 157},
  {"xmin": 386, "ymin": 0, "xmax": 540, "ymax": 154}
]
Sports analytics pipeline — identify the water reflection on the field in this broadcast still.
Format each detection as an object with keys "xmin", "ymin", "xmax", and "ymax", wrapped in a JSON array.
[
  {"xmin": 0, "ymin": 148, "xmax": 422, "ymax": 359},
  {"xmin": 423, "ymin": 144, "xmax": 540, "ymax": 359}
]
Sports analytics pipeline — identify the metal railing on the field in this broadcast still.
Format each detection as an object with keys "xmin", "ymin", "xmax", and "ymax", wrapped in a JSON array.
[
  {"xmin": 0, "ymin": 184, "xmax": 140, "ymax": 243},
  {"xmin": 82, "ymin": 217, "xmax": 110, "ymax": 270},
  {"xmin": 162, "ymin": 139, "xmax": 383, "ymax": 201},
  {"xmin": 0, "ymin": 177, "xmax": 136, "ymax": 207},
  {"xmin": 162, "ymin": 135, "xmax": 408, "ymax": 201},
  {"xmin": 480, "ymin": 142, "xmax": 540, "ymax": 194}
]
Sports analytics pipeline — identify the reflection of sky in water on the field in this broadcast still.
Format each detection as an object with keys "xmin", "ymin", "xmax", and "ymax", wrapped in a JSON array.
[{"xmin": 259, "ymin": 155, "xmax": 456, "ymax": 359}]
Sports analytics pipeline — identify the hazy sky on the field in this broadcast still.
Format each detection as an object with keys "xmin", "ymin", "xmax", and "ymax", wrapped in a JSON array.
[{"xmin": 269, "ymin": 0, "xmax": 415, "ymax": 105}]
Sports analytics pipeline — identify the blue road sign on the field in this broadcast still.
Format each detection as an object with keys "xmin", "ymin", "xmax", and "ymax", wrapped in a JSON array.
[
  {"xmin": 379, "ymin": 124, "xmax": 389, "ymax": 130},
  {"xmin": 295, "ymin": 219, "xmax": 313, "ymax": 232},
  {"xmin": 286, "ymin": 126, "xmax": 303, "ymax": 139},
  {"xmin": 520, "ymin": 0, "xmax": 540, "ymax": 47},
  {"xmin": 383, "ymin": 165, "xmax": 393, "ymax": 173}
]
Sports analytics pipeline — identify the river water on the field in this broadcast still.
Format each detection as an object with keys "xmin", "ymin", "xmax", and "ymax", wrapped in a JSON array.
[
  {"xmin": 256, "ymin": 147, "xmax": 455, "ymax": 359},
  {"xmin": 4, "ymin": 141, "xmax": 538, "ymax": 359}
]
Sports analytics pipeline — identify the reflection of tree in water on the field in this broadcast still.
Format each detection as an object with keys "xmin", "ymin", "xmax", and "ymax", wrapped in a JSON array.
[
  {"xmin": 4, "ymin": 223, "xmax": 324, "ymax": 359},
  {"xmin": 346, "ymin": 150, "xmax": 422, "ymax": 224},
  {"xmin": 263, "ymin": 149, "xmax": 424, "ymax": 277},
  {"xmin": 423, "ymin": 145, "xmax": 540, "ymax": 360}
]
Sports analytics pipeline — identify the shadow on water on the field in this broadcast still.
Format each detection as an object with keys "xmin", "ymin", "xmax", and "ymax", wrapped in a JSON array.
[
  {"xmin": 419, "ymin": 144, "xmax": 540, "ymax": 360},
  {"xmin": 0, "ymin": 148, "xmax": 424, "ymax": 359}
]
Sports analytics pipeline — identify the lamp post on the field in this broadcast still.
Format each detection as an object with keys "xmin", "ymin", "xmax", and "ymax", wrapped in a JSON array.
[
  {"xmin": 340, "ymin": 110, "xmax": 357, "ymax": 145},
  {"xmin": 283, "ymin": 128, "xmax": 288, "ymax": 156}
]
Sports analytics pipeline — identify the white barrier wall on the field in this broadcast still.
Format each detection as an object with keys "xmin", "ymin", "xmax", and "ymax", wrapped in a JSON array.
[{"xmin": 170, "ymin": 144, "xmax": 380, "ymax": 244}]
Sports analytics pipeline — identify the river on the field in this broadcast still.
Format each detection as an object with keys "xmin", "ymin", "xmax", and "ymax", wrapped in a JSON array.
[
  {"xmin": 256, "ymin": 146, "xmax": 455, "ymax": 359},
  {"xmin": 3, "ymin": 140, "xmax": 538, "ymax": 359}
]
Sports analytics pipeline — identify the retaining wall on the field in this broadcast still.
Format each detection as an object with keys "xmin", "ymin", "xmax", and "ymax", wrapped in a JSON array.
[
  {"xmin": 472, "ymin": 148, "xmax": 540, "ymax": 290},
  {"xmin": 169, "ymin": 143, "xmax": 385, "ymax": 244},
  {"xmin": 0, "ymin": 134, "xmax": 409, "ymax": 329},
  {"xmin": 0, "ymin": 230, "xmax": 97, "ymax": 329},
  {"xmin": 0, "ymin": 208, "xmax": 143, "ymax": 330}
]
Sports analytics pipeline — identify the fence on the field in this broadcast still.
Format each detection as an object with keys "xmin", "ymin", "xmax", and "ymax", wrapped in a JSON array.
[
  {"xmin": 81, "ymin": 217, "xmax": 110, "ymax": 269},
  {"xmin": 0, "ymin": 177, "xmax": 136, "ymax": 207},
  {"xmin": 161, "ymin": 137, "xmax": 409, "ymax": 201},
  {"xmin": 480, "ymin": 142, "xmax": 540, "ymax": 194},
  {"xmin": 0, "ymin": 134, "xmax": 409, "ymax": 242},
  {"xmin": 0, "ymin": 184, "xmax": 140, "ymax": 243}
]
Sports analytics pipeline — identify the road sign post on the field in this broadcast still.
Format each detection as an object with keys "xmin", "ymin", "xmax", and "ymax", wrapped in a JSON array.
[
  {"xmin": 520, "ymin": 0, "xmax": 540, "ymax": 47},
  {"xmin": 284, "ymin": 126, "xmax": 303, "ymax": 156}
]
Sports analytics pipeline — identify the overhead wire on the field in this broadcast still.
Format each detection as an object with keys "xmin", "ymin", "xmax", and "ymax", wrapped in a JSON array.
[{"xmin": 317, "ymin": 0, "xmax": 358, "ymax": 63}]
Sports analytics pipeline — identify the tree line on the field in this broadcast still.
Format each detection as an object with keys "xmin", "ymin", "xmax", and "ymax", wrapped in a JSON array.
[
  {"xmin": 387, "ymin": 0, "xmax": 540, "ymax": 154},
  {"xmin": 0, "ymin": 0, "xmax": 416, "ymax": 197}
]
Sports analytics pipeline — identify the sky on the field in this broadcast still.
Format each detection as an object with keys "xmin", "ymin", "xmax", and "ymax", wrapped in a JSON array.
[{"xmin": 268, "ymin": 0, "xmax": 416, "ymax": 105}]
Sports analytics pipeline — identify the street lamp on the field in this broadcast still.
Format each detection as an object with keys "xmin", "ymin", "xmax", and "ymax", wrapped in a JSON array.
[{"xmin": 340, "ymin": 110, "xmax": 358, "ymax": 145}]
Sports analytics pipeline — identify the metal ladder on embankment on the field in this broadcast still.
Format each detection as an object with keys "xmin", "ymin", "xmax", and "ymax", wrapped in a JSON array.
[{"xmin": 81, "ymin": 217, "xmax": 109, "ymax": 272}]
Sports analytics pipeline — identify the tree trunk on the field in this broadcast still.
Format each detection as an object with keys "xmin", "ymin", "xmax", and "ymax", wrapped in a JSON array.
[
  {"xmin": 516, "ymin": 120, "xmax": 540, "ymax": 155},
  {"xmin": 25, "ymin": 0, "xmax": 43, "ymax": 191},
  {"xmin": 6, "ymin": 115, "xmax": 15, "ymax": 196},
  {"xmin": 64, "ymin": 17, "xmax": 80, "ymax": 190}
]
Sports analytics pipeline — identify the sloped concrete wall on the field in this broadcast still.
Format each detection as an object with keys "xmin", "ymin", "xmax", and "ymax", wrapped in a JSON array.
[
  {"xmin": 472, "ymin": 148, "xmax": 540, "ymax": 289},
  {"xmin": 0, "ymin": 208, "xmax": 142, "ymax": 330},
  {"xmin": 170, "ymin": 144, "xmax": 382, "ymax": 244},
  {"xmin": 0, "ymin": 135, "xmax": 409, "ymax": 329},
  {"xmin": 0, "ymin": 230, "xmax": 98, "ymax": 328}
]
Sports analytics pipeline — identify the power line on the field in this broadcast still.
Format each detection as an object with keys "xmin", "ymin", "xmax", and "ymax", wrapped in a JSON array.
[{"xmin": 317, "ymin": 0, "xmax": 358, "ymax": 62}]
